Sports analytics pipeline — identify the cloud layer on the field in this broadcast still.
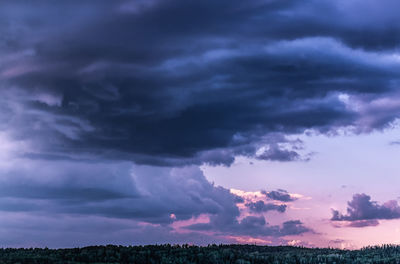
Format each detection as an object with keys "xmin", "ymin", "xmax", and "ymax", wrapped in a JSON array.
[
  {"xmin": 1, "ymin": 0, "xmax": 400, "ymax": 166},
  {"xmin": 0, "ymin": 159, "xmax": 310, "ymax": 247}
]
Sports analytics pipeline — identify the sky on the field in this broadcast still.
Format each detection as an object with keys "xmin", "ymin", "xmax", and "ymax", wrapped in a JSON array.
[{"xmin": 1, "ymin": 0, "xmax": 400, "ymax": 249}]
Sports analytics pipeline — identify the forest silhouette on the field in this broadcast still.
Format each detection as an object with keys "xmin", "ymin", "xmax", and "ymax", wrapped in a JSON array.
[{"xmin": 1, "ymin": 244, "xmax": 400, "ymax": 263}]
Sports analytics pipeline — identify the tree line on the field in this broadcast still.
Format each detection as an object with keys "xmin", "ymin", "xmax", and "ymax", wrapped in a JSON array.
[{"xmin": 1, "ymin": 244, "xmax": 400, "ymax": 263}]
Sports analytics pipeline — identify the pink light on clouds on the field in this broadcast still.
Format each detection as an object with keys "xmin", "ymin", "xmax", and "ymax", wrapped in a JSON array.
[
  {"xmin": 171, "ymin": 214, "xmax": 210, "ymax": 233},
  {"xmin": 224, "ymin": 235, "xmax": 273, "ymax": 245}
]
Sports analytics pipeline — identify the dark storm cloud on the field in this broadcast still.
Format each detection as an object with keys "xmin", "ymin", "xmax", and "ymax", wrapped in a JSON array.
[
  {"xmin": 0, "ymin": 163, "xmax": 243, "ymax": 224},
  {"xmin": 0, "ymin": 160, "xmax": 310, "ymax": 242},
  {"xmin": 262, "ymin": 190, "xmax": 297, "ymax": 202},
  {"xmin": 331, "ymin": 193, "xmax": 400, "ymax": 227},
  {"xmin": 245, "ymin": 201, "xmax": 287, "ymax": 213},
  {"xmin": 1, "ymin": 0, "xmax": 400, "ymax": 166}
]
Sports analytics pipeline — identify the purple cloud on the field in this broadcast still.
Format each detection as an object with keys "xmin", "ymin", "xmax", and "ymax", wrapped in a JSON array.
[
  {"xmin": 245, "ymin": 201, "xmax": 287, "ymax": 213},
  {"xmin": 0, "ymin": 159, "xmax": 310, "ymax": 246},
  {"xmin": 185, "ymin": 215, "xmax": 311, "ymax": 238},
  {"xmin": 262, "ymin": 190, "xmax": 297, "ymax": 202},
  {"xmin": 347, "ymin": 220, "xmax": 379, "ymax": 228},
  {"xmin": 331, "ymin": 193, "xmax": 400, "ymax": 227},
  {"xmin": 0, "ymin": 162, "xmax": 242, "ymax": 224},
  {"xmin": 1, "ymin": 0, "xmax": 400, "ymax": 167}
]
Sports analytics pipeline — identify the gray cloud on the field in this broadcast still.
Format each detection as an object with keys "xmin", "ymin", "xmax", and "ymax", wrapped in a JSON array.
[
  {"xmin": 0, "ymin": 0, "xmax": 400, "ymax": 166},
  {"xmin": 0, "ymin": 162, "xmax": 241, "ymax": 224},
  {"xmin": 245, "ymin": 201, "xmax": 287, "ymax": 213},
  {"xmin": 347, "ymin": 220, "xmax": 380, "ymax": 228},
  {"xmin": 256, "ymin": 144, "xmax": 302, "ymax": 162},
  {"xmin": 0, "ymin": 160, "xmax": 309, "ymax": 243},
  {"xmin": 262, "ymin": 189, "xmax": 297, "ymax": 202},
  {"xmin": 331, "ymin": 193, "xmax": 400, "ymax": 227},
  {"xmin": 185, "ymin": 215, "xmax": 310, "ymax": 238}
]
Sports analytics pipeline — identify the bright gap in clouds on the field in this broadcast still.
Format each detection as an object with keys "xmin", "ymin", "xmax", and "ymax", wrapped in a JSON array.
[
  {"xmin": 202, "ymin": 125, "xmax": 400, "ymax": 248},
  {"xmin": 202, "ymin": 125, "xmax": 400, "ymax": 196}
]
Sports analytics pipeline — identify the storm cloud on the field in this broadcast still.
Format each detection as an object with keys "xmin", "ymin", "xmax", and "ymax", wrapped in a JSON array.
[
  {"xmin": 0, "ymin": 159, "xmax": 310, "ymax": 245},
  {"xmin": 0, "ymin": 162, "xmax": 243, "ymax": 224},
  {"xmin": 1, "ymin": 0, "xmax": 400, "ymax": 166}
]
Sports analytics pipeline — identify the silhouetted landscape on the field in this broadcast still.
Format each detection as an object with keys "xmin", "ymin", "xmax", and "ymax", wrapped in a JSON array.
[{"xmin": 2, "ymin": 244, "xmax": 400, "ymax": 263}]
